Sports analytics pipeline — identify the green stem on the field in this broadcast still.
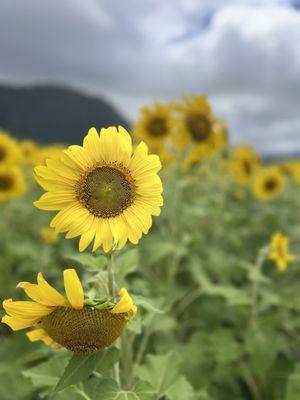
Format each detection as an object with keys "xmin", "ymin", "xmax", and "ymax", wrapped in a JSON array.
[
  {"xmin": 74, "ymin": 385, "xmax": 92, "ymax": 400},
  {"xmin": 107, "ymin": 250, "xmax": 120, "ymax": 386},
  {"xmin": 251, "ymin": 247, "xmax": 267, "ymax": 326},
  {"xmin": 107, "ymin": 251, "xmax": 115, "ymax": 297}
]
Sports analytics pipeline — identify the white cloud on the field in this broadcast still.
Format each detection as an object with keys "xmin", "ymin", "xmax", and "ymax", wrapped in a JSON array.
[{"xmin": 0, "ymin": 0, "xmax": 299, "ymax": 155}]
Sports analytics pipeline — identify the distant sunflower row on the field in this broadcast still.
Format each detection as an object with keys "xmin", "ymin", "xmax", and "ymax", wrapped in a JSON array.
[
  {"xmin": 133, "ymin": 96, "xmax": 228, "ymax": 167},
  {"xmin": 133, "ymin": 95, "xmax": 300, "ymax": 202},
  {"xmin": 0, "ymin": 129, "xmax": 63, "ymax": 202}
]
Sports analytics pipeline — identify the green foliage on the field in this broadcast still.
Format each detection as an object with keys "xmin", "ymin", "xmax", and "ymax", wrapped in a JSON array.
[{"xmin": 3, "ymin": 157, "xmax": 300, "ymax": 399}]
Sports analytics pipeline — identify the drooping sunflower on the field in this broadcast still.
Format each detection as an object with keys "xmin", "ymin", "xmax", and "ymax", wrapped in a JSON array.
[
  {"xmin": 2, "ymin": 269, "xmax": 137, "ymax": 353},
  {"xmin": 269, "ymin": 232, "xmax": 294, "ymax": 271},
  {"xmin": 0, "ymin": 131, "xmax": 22, "ymax": 166},
  {"xmin": 34, "ymin": 126, "xmax": 163, "ymax": 252},
  {"xmin": 231, "ymin": 146, "xmax": 260, "ymax": 185},
  {"xmin": 0, "ymin": 165, "xmax": 26, "ymax": 202},
  {"xmin": 133, "ymin": 102, "xmax": 174, "ymax": 150},
  {"xmin": 252, "ymin": 166, "xmax": 285, "ymax": 200},
  {"xmin": 172, "ymin": 95, "xmax": 217, "ymax": 151}
]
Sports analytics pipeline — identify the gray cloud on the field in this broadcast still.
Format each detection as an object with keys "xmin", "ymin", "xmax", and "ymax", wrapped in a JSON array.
[{"xmin": 0, "ymin": 0, "xmax": 299, "ymax": 156}]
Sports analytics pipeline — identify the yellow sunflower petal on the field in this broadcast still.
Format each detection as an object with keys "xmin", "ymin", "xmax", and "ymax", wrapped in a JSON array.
[
  {"xmin": 26, "ymin": 328, "xmax": 49, "ymax": 342},
  {"xmin": 63, "ymin": 269, "xmax": 84, "ymax": 310},
  {"xmin": 3, "ymin": 299, "xmax": 53, "ymax": 319},
  {"xmin": 1, "ymin": 315, "xmax": 37, "ymax": 331},
  {"xmin": 37, "ymin": 273, "xmax": 68, "ymax": 307},
  {"xmin": 111, "ymin": 288, "xmax": 134, "ymax": 314}
]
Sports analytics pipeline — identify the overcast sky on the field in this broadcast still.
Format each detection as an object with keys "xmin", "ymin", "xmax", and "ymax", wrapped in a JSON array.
[{"xmin": 0, "ymin": 0, "xmax": 300, "ymax": 155}]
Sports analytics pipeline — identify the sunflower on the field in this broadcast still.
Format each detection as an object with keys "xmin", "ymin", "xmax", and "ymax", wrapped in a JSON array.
[
  {"xmin": 2, "ymin": 269, "xmax": 137, "ymax": 354},
  {"xmin": 231, "ymin": 146, "xmax": 260, "ymax": 184},
  {"xmin": 0, "ymin": 131, "xmax": 22, "ymax": 166},
  {"xmin": 252, "ymin": 167, "xmax": 285, "ymax": 200},
  {"xmin": 33, "ymin": 145, "xmax": 65, "ymax": 166},
  {"xmin": 133, "ymin": 102, "xmax": 174, "ymax": 150},
  {"xmin": 172, "ymin": 95, "xmax": 218, "ymax": 151},
  {"xmin": 269, "ymin": 233, "xmax": 294, "ymax": 271},
  {"xmin": 34, "ymin": 126, "xmax": 163, "ymax": 252},
  {"xmin": 0, "ymin": 165, "xmax": 26, "ymax": 202},
  {"xmin": 40, "ymin": 227, "xmax": 59, "ymax": 244},
  {"xmin": 20, "ymin": 139, "xmax": 38, "ymax": 165}
]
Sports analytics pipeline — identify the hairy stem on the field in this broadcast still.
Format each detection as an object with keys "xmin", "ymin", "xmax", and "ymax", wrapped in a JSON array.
[{"xmin": 107, "ymin": 250, "xmax": 120, "ymax": 385}]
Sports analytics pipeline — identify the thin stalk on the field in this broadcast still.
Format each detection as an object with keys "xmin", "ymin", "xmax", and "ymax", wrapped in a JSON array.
[{"xmin": 107, "ymin": 250, "xmax": 120, "ymax": 385}]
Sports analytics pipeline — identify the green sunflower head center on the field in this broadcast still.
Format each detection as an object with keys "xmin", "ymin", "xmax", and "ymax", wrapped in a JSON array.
[
  {"xmin": 186, "ymin": 113, "xmax": 212, "ymax": 142},
  {"xmin": 243, "ymin": 159, "xmax": 253, "ymax": 175},
  {"xmin": 147, "ymin": 117, "xmax": 168, "ymax": 138},
  {"xmin": 0, "ymin": 146, "xmax": 7, "ymax": 162},
  {"xmin": 264, "ymin": 178, "xmax": 278, "ymax": 192},
  {"xmin": 79, "ymin": 165, "xmax": 135, "ymax": 218},
  {"xmin": 41, "ymin": 307, "xmax": 127, "ymax": 354},
  {"xmin": 0, "ymin": 174, "xmax": 13, "ymax": 191}
]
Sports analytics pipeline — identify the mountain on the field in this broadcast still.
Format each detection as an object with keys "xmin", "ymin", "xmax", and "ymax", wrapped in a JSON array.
[{"xmin": 0, "ymin": 85, "xmax": 128, "ymax": 144}]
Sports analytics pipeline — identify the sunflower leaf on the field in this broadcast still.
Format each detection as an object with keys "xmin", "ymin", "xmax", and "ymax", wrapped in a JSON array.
[
  {"xmin": 53, "ymin": 347, "xmax": 120, "ymax": 394},
  {"xmin": 93, "ymin": 378, "xmax": 156, "ymax": 400},
  {"xmin": 64, "ymin": 253, "xmax": 107, "ymax": 271}
]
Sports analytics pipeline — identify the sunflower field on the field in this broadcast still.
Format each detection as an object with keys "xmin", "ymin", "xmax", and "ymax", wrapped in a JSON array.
[{"xmin": 2, "ymin": 96, "xmax": 300, "ymax": 400}]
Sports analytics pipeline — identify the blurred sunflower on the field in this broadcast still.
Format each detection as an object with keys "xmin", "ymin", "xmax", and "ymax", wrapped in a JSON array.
[
  {"xmin": 2, "ymin": 269, "xmax": 137, "ymax": 353},
  {"xmin": 0, "ymin": 131, "xmax": 22, "ymax": 166},
  {"xmin": 40, "ymin": 227, "xmax": 59, "ymax": 244},
  {"xmin": 34, "ymin": 145, "xmax": 65, "ymax": 166},
  {"xmin": 269, "ymin": 232, "xmax": 294, "ymax": 271},
  {"xmin": 0, "ymin": 165, "xmax": 26, "ymax": 202},
  {"xmin": 172, "ymin": 95, "xmax": 217, "ymax": 151},
  {"xmin": 20, "ymin": 139, "xmax": 38, "ymax": 165},
  {"xmin": 252, "ymin": 167, "xmax": 285, "ymax": 200},
  {"xmin": 231, "ymin": 146, "xmax": 260, "ymax": 184},
  {"xmin": 34, "ymin": 126, "xmax": 163, "ymax": 252},
  {"xmin": 133, "ymin": 102, "xmax": 174, "ymax": 150}
]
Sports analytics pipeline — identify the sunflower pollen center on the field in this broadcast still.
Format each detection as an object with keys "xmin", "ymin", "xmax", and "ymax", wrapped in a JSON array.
[
  {"xmin": 265, "ymin": 179, "xmax": 277, "ymax": 191},
  {"xmin": 0, "ymin": 175, "xmax": 13, "ymax": 191},
  {"xmin": 186, "ymin": 113, "xmax": 212, "ymax": 142},
  {"xmin": 0, "ymin": 147, "xmax": 7, "ymax": 162},
  {"xmin": 79, "ymin": 165, "xmax": 135, "ymax": 218},
  {"xmin": 147, "ymin": 117, "xmax": 168, "ymax": 138},
  {"xmin": 41, "ymin": 307, "xmax": 127, "ymax": 354}
]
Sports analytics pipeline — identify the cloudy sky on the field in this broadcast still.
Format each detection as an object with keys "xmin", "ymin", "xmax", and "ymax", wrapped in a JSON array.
[{"xmin": 0, "ymin": 0, "xmax": 300, "ymax": 155}]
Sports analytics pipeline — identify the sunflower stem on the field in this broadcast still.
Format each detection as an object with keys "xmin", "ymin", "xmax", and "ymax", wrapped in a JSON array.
[{"xmin": 107, "ymin": 250, "xmax": 121, "ymax": 386}]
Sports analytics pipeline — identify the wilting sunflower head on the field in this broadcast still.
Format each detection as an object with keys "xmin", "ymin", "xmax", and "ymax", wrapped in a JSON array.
[
  {"xmin": 34, "ymin": 126, "xmax": 163, "ymax": 253},
  {"xmin": 0, "ymin": 165, "xmax": 26, "ymax": 202},
  {"xmin": 172, "ymin": 95, "xmax": 217, "ymax": 151},
  {"xmin": 252, "ymin": 166, "xmax": 285, "ymax": 200},
  {"xmin": 0, "ymin": 131, "xmax": 22, "ymax": 166},
  {"xmin": 269, "ymin": 232, "xmax": 294, "ymax": 271},
  {"xmin": 2, "ymin": 269, "xmax": 137, "ymax": 354},
  {"xmin": 133, "ymin": 102, "xmax": 174, "ymax": 150}
]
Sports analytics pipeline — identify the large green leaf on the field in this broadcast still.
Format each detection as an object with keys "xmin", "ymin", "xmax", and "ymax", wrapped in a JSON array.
[
  {"xmin": 285, "ymin": 364, "xmax": 300, "ymax": 400},
  {"xmin": 135, "ymin": 353, "xmax": 195, "ymax": 400},
  {"xmin": 65, "ymin": 253, "xmax": 107, "ymax": 271},
  {"xmin": 54, "ymin": 347, "xmax": 119, "ymax": 393},
  {"xmin": 93, "ymin": 378, "xmax": 156, "ymax": 400}
]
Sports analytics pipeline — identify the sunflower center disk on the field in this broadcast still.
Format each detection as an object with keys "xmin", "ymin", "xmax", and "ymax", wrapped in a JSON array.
[
  {"xmin": 41, "ymin": 307, "xmax": 127, "ymax": 354},
  {"xmin": 81, "ymin": 166, "xmax": 135, "ymax": 218},
  {"xmin": 186, "ymin": 113, "xmax": 212, "ymax": 142},
  {"xmin": 0, "ymin": 175, "xmax": 13, "ymax": 191},
  {"xmin": 147, "ymin": 117, "xmax": 168, "ymax": 138},
  {"xmin": 265, "ymin": 179, "xmax": 277, "ymax": 191},
  {"xmin": 0, "ymin": 147, "xmax": 7, "ymax": 162}
]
